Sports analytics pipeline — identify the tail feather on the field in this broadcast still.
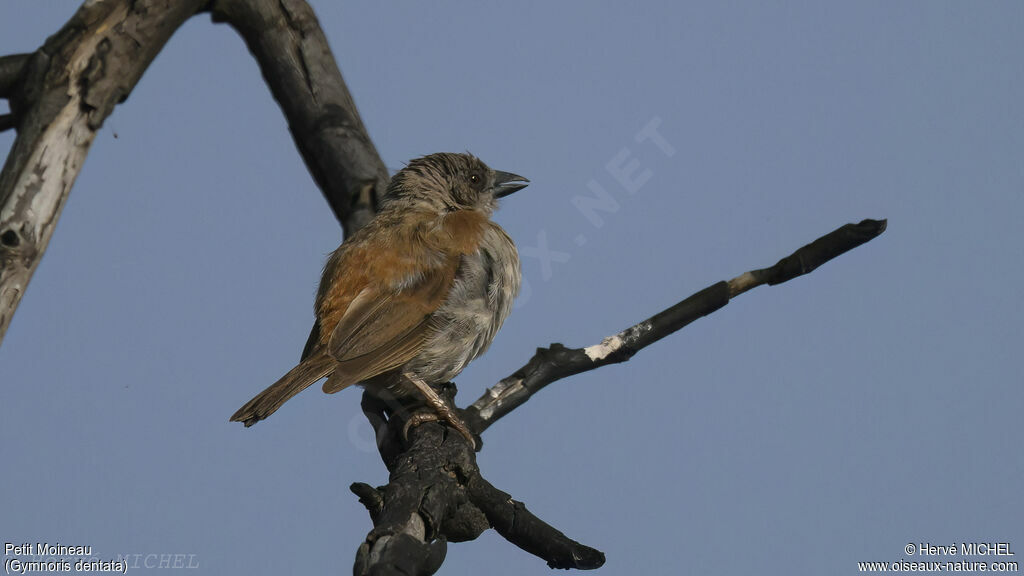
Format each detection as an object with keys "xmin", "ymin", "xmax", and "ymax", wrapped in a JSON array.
[{"xmin": 230, "ymin": 354, "xmax": 334, "ymax": 427}]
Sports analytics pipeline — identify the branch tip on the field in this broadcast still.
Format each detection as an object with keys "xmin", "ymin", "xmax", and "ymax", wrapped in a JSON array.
[
  {"xmin": 350, "ymin": 482, "xmax": 384, "ymax": 517},
  {"xmin": 468, "ymin": 218, "xmax": 887, "ymax": 431}
]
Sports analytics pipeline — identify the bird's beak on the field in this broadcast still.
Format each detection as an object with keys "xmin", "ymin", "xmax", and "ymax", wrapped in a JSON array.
[{"xmin": 493, "ymin": 171, "xmax": 530, "ymax": 198}]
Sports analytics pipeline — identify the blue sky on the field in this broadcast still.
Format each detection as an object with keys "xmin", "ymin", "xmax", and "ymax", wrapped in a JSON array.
[{"xmin": 2, "ymin": 2, "xmax": 1022, "ymax": 574}]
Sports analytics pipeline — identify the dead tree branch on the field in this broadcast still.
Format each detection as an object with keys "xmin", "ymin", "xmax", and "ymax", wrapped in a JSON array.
[
  {"xmin": 0, "ymin": 53, "xmax": 31, "ymax": 101},
  {"xmin": 0, "ymin": 0, "xmax": 205, "ymax": 345},
  {"xmin": 209, "ymin": 0, "xmax": 389, "ymax": 234},
  {"xmin": 353, "ymin": 393, "xmax": 606, "ymax": 574},
  {"xmin": 465, "ymin": 218, "xmax": 888, "ymax": 434}
]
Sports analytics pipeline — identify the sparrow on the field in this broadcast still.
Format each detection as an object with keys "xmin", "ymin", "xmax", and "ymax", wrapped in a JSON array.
[{"xmin": 230, "ymin": 152, "xmax": 526, "ymax": 447}]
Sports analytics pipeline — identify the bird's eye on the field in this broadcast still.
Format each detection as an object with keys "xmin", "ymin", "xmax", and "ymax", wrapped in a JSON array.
[{"xmin": 469, "ymin": 174, "xmax": 481, "ymax": 184}]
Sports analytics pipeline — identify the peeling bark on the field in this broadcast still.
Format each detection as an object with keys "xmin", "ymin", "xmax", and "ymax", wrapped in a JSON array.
[{"xmin": 0, "ymin": 0, "xmax": 205, "ymax": 344}]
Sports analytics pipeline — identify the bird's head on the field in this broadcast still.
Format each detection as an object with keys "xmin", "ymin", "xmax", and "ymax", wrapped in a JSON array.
[{"xmin": 386, "ymin": 152, "xmax": 528, "ymax": 216}]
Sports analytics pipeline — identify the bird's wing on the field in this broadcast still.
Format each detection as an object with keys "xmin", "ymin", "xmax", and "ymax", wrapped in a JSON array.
[{"xmin": 321, "ymin": 258, "xmax": 457, "ymax": 393}]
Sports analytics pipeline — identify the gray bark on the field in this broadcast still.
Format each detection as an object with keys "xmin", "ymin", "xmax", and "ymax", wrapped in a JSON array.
[{"xmin": 0, "ymin": 0, "xmax": 205, "ymax": 344}]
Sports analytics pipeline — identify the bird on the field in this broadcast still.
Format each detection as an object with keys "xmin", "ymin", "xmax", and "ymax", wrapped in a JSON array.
[{"xmin": 230, "ymin": 152, "xmax": 526, "ymax": 447}]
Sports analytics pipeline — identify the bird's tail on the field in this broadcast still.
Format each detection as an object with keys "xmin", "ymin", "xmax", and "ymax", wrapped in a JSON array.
[{"xmin": 230, "ymin": 354, "xmax": 334, "ymax": 427}]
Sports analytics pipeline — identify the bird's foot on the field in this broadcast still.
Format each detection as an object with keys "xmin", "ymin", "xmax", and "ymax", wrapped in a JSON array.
[
  {"xmin": 401, "ymin": 407, "xmax": 477, "ymax": 450},
  {"xmin": 402, "ymin": 375, "xmax": 478, "ymax": 450}
]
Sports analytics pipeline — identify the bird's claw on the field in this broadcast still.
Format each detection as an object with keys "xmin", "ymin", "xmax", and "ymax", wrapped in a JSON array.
[{"xmin": 402, "ymin": 409, "xmax": 477, "ymax": 450}]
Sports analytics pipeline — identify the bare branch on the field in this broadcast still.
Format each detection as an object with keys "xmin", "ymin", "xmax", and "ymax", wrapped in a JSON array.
[
  {"xmin": 352, "ymin": 394, "xmax": 604, "ymax": 575},
  {"xmin": 0, "ymin": 53, "xmax": 31, "ymax": 100},
  {"xmin": 0, "ymin": 0, "xmax": 206, "ymax": 347},
  {"xmin": 466, "ymin": 474, "xmax": 605, "ymax": 570},
  {"xmin": 465, "ymin": 218, "xmax": 888, "ymax": 433},
  {"xmin": 209, "ymin": 0, "xmax": 390, "ymax": 235}
]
